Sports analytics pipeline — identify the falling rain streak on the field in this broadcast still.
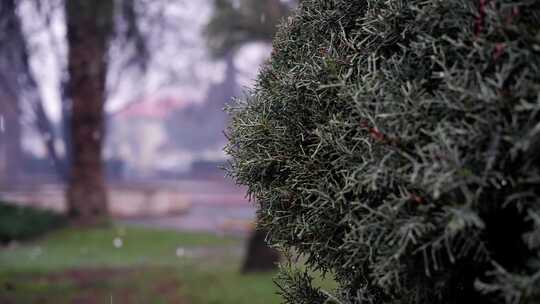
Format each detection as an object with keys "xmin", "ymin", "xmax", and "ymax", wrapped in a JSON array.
[{"xmin": 0, "ymin": 115, "xmax": 4, "ymax": 133}]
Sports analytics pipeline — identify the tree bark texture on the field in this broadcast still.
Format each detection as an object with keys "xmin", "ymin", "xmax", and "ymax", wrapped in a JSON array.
[{"xmin": 65, "ymin": 1, "xmax": 114, "ymax": 224}]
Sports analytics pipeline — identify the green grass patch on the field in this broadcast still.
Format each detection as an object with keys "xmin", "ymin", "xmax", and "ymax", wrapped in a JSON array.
[
  {"xmin": 0, "ymin": 225, "xmax": 239, "ymax": 272},
  {"xmin": 0, "ymin": 225, "xmax": 285, "ymax": 304},
  {"xmin": 180, "ymin": 261, "xmax": 280, "ymax": 304}
]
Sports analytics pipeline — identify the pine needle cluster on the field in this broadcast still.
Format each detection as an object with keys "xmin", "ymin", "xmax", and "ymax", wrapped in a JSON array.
[{"xmin": 225, "ymin": 1, "xmax": 540, "ymax": 303}]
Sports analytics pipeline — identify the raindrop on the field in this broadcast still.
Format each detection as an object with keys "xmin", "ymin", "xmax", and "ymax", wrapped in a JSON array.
[
  {"xmin": 176, "ymin": 247, "xmax": 185, "ymax": 257},
  {"xmin": 434, "ymin": 72, "xmax": 445, "ymax": 78},
  {"xmin": 260, "ymin": 13, "xmax": 266, "ymax": 23},
  {"xmin": 113, "ymin": 237, "xmax": 123, "ymax": 248},
  {"xmin": 0, "ymin": 115, "xmax": 4, "ymax": 133}
]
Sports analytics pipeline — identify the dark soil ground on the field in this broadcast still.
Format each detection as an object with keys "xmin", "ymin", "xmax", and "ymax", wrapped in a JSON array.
[{"xmin": 0, "ymin": 267, "xmax": 187, "ymax": 304}]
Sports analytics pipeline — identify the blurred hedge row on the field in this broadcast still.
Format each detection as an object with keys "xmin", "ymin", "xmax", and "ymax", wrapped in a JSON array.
[{"xmin": 0, "ymin": 202, "xmax": 66, "ymax": 243}]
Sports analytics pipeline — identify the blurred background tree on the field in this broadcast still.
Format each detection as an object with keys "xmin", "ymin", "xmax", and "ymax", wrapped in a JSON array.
[
  {"xmin": 205, "ymin": 0, "xmax": 294, "ymax": 273},
  {"xmin": 0, "ymin": 0, "xmax": 151, "ymax": 225},
  {"xmin": 0, "ymin": 0, "xmax": 63, "ymax": 186},
  {"xmin": 205, "ymin": 0, "xmax": 290, "ymax": 57},
  {"xmin": 64, "ymin": 1, "xmax": 114, "ymax": 223},
  {"xmin": 0, "ymin": 1, "xmax": 26, "ymax": 187}
]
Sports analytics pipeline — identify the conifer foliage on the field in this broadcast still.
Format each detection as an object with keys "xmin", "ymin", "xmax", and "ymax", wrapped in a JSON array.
[{"xmin": 226, "ymin": 0, "xmax": 540, "ymax": 303}]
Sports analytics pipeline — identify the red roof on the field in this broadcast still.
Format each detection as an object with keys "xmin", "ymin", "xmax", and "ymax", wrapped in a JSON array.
[{"xmin": 117, "ymin": 96, "xmax": 194, "ymax": 119}]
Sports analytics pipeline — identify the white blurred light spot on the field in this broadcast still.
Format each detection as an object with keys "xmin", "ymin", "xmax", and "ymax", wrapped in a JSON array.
[
  {"xmin": 175, "ymin": 247, "xmax": 185, "ymax": 257},
  {"xmin": 29, "ymin": 246, "xmax": 43, "ymax": 260},
  {"xmin": 0, "ymin": 115, "xmax": 4, "ymax": 133},
  {"xmin": 113, "ymin": 237, "xmax": 123, "ymax": 248}
]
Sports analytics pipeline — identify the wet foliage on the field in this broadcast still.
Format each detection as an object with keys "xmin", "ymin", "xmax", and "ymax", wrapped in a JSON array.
[{"xmin": 225, "ymin": 0, "xmax": 540, "ymax": 303}]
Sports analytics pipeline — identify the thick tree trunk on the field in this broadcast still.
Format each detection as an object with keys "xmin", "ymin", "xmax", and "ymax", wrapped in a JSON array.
[
  {"xmin": 65, "ymin": 1, "xmax": 113, "ymax": 224},
  {"xmin": 242, "ymin": 229, "xmax": 280, "ymax": 273}
]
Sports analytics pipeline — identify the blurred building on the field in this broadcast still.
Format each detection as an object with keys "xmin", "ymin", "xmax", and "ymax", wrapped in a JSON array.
[
  {"xmin": 106, "ymin": 95, "xmax": 195, "ymax": 178},
  {"xmin": 105, "ymin": 54, "xmax": 240, "ymax": 180}
]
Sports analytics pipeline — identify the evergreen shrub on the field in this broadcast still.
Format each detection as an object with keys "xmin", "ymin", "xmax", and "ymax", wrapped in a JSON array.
[{"xmin": 225, "ymin": 0, "xmax": 540, "ymax": 303}]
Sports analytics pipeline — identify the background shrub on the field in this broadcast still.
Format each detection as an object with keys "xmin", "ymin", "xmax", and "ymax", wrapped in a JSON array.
[
  {"xmin": 226, "ymin": 0, "xmax": 540, "ymax": 303},
  {"xmin": 0, "ymin": 202, "xmax": 66, "ymax": 243}
]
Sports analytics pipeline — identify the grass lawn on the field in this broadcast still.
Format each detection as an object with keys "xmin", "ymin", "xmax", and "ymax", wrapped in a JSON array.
[{"xmin": 0, "ymin": 226, "xmax": 282, "ymax": 304}]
